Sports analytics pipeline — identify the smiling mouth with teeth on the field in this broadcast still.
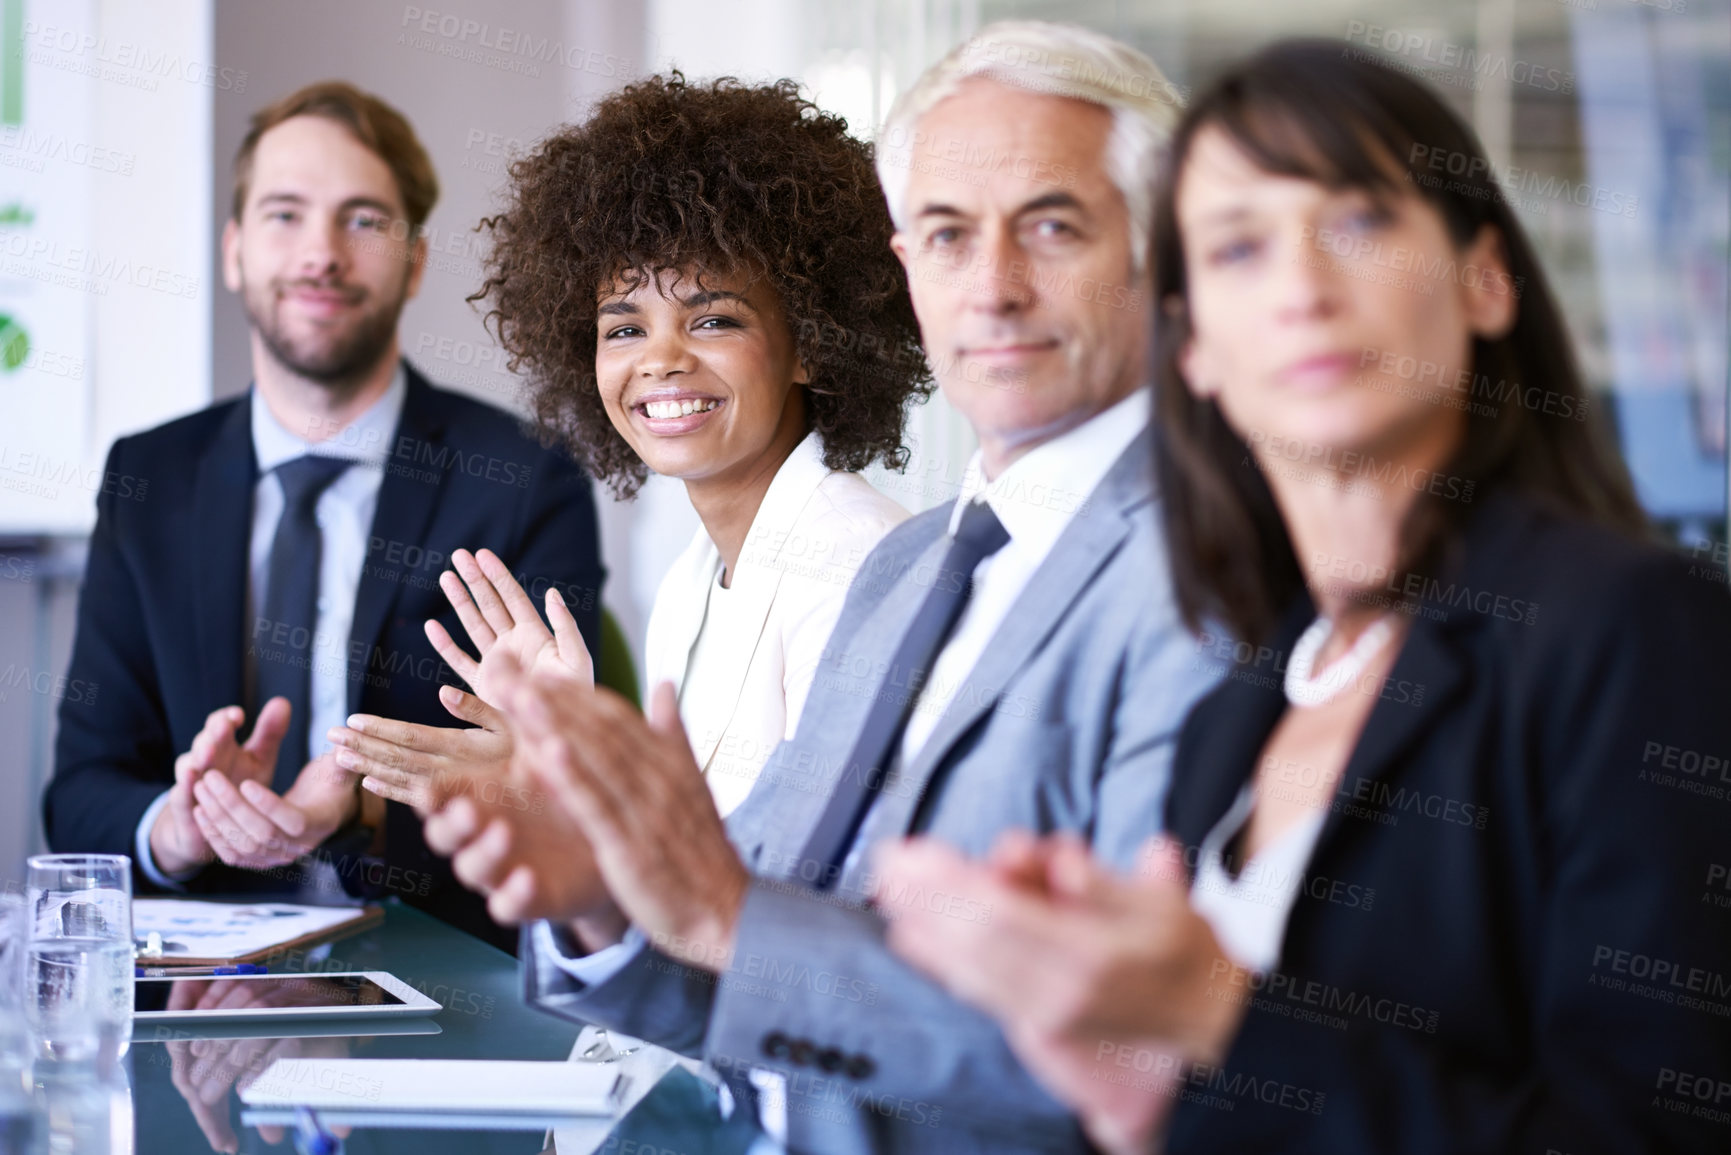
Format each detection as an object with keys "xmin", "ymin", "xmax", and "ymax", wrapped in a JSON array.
[{"xmin": 641, "ymin": 398, "xmax": 721, "ymax": 420}]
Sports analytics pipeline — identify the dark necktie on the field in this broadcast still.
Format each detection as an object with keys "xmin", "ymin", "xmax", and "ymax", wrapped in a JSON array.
[
  {"xmin": 255, "ymin": 455, "xmax": 351, "ymax": 792},
  {"xmin": 795, "ymin": 499, "xmax": 1011, "ymax": 889}
]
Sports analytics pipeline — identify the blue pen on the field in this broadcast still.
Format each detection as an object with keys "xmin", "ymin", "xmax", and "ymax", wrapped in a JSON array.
[
  {"xmin": 135, "ymin": 963, "xmax": 269, "ymax": 977},
  {"xmin": 294, "ymin": 1106, "xmax": 343, "ymax": 1155}
]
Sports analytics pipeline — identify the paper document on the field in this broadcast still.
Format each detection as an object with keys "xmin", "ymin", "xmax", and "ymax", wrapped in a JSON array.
[
  {"xmin": 133, "ymin": 899, "xmax": 377, "ymax": 964},
  {"xmin": 240, "ymin": 1059, "xmax": 626, "ymax": 1116}
]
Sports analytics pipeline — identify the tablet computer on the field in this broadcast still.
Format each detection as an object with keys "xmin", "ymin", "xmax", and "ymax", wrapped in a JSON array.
[{"xmin": 134, "ymin": 971, "xmax": 441, "ymax": 1023}]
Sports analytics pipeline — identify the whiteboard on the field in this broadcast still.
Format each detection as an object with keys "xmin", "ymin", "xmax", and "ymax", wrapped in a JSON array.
[
  {"xmin": 0, "ymin": 0, "xmax": 213, "ymax": 535},
  {"xmin": 0, "ymin": 0, "xmax": 96, "ymax": 532}
]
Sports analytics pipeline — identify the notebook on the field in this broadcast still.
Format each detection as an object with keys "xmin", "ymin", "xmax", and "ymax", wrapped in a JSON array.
[{"xmin": 239, "ymin": 1059, "xmax": 628, "ymax": 1116}]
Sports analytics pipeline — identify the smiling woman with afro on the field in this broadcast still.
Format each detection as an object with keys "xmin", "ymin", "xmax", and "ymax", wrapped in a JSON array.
[
  {"xmin": 472, "ymin": 72, "xmax": 931, "ymax": 499},
  {"xmin": 454, "ymin": 72, "xmax": 931, "ymax": 817}
]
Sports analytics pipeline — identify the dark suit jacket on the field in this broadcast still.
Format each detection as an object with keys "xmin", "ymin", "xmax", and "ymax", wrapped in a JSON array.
[
  {"xmin": 44, "ymin": 363, "xmax": 604, "ymax": 952},
  {"xmin": 1164, "ymin": 492, "xmax": 1731, "ymax": 1154}
]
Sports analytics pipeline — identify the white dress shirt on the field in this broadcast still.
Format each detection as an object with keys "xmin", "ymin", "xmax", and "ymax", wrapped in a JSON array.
[
  {"xmin": 1190, "ymin": 784, "xmax": 1329, "ymax": 973},
  {"xmin": 135, "ymin": 368, "xmax": 407, "ymax": 887}
]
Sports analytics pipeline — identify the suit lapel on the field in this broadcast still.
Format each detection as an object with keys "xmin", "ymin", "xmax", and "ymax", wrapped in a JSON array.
[
  {"xmin": 1303, "ymin": 500, "xmax": 1539, "ymax": 859},
  {"xmin": 193, "ymin": 397, "xmax": 259, "ymax": 710},
  {"xmin": 1171, "ymin": 600, "xmax": 1473, "ymax": 871},
  {"xmin": 689, "ymin": 439, "xmax": 834, "ymax": 770},
  {"xmin": 347, "ymin": 372, "xmax": 447, "ymax": 715},
  {"xmin": 738, "ymin": 529, "xmax": 947, "ymax": 869},
  {"xmin": 1178, "ymin": 676, "xmax": 1288, "ymax": 851},
  {"xmin": 832, "ymin": 506, "xmax": 1133, "ymax": 894},
  {"xmin": 651, "ymin": 534, "xmax": 718, "ymax": 697},
  {"xmin": 687, "ymin": 558, "xmax": 784, "ymax": 771},
  {"xmin": 1312, "ymin": 601, "xmax": 1472, "ymax": 853},
  {"xmin": 883, "ymin": 445, "xmax": 1154, "ymax": 842},
  {"xmin": 1173, "ymin": 498, "xmax": 1525, "ymax": 878}
]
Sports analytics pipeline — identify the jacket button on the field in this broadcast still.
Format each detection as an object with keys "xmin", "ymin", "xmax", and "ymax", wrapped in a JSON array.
[
  {"xmin": 761, "ymin": 1031, "xmax": 791, "ymax": 1060},
  {"xmin": 788, "ymin": 1039, "xmax": 815, "ymax": 1067},
  {"xmin": 816, "ymin": 1047, "xmax": 845, "ymax": 1073},
  {"xmin": 844, "ymin": 1053, "xmax": 875, "ymax": 1080}
]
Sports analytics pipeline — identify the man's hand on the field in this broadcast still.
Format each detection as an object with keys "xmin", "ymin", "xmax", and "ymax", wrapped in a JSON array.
[
  {"xmin": 874, "ymin": 834, "xmax": 1244, "ymax": 1155},
  {"xmin": 328, "ymin": 685, "xmax": 511, "ymax": 814},
  {"xmin": 427, "ymin": 547, "xmax": 593, "ymax": 709},
  {"xmin": 422, "ymin": 788, "xmax": 618, "ymax": 933},
  {"xmin": 150, "ymin": 700, "xmax": 293, "ymax": 876},
  {"xmin": 499, "ymin": 654, "xmax": 748, "ymax": 972},
  {"xmin": 191, "ymin": 754, "xmax": 360, "ymax": 872}
]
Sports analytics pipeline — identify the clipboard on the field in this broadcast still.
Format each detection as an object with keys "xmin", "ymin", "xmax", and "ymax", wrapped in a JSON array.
[{"xmin": 133, "ymin": 900, "xmax": 385, "ymax": 967}]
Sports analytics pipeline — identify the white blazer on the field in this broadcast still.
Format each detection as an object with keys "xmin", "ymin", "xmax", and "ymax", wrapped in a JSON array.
[{"xmin": 643, "ymin": 432, "xmax": 909, "ymax": 816}]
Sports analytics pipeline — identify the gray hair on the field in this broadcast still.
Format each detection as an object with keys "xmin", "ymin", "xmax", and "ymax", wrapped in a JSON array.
[{"xmin": 875, "ymin": 21, "xmax": 1184, "ymax": 264}]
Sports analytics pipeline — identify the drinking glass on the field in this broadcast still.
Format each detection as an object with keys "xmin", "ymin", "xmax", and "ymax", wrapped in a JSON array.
[
  {"xmin": 30, "ymin": 1048, "xmax": 133, "ymax": 1155},
  {"xmin": 0, "ymin": 890, "xmax": 25, "ymax": 1017},
  {"xmin": 0, "ymin": 891, "xmax": 35, "ymax": 1151},
  {"xmin": 24, "ymin": 855, "xmax": 134, "ymax": 1064}
]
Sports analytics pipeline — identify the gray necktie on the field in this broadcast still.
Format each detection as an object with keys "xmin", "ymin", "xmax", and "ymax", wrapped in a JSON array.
[
  {"xmin": 255, "ymin": 455, "xmax": 351, "ymax": 792},
  {"xmin": 794, "ymin": 500, "xmax": 1010, "ymax": 889}
]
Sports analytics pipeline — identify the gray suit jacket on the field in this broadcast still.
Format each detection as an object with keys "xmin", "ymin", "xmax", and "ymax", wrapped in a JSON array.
[{"xmin": 524, "ymin": 434, "xmax": 1217, "ymax": 1153}]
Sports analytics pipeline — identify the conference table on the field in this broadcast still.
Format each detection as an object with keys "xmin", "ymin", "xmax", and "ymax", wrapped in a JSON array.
[{"xmin": 114, "ymin": 901, "xmax": 760, "ymax": 1154}]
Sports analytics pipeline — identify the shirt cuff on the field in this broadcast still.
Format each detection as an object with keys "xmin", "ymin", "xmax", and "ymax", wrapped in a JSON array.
[
  {"xmin": 135, "ymin": 790, "xmax": 202, "ymax": 890},
  {"xmin": 531, "ymin": 919, "xmax": 645, "ymax": 989}
]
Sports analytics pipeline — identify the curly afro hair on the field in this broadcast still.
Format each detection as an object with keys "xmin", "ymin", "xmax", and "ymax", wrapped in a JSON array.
[{"xmin": 472, "ymin": 73, "xmax": 932, "ymax": 499}]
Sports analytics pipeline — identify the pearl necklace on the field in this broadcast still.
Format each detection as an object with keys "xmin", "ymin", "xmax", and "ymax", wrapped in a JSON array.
[{"xmin": 1284, "ymin": 615, "xmax": 1396, "ymax": 708}]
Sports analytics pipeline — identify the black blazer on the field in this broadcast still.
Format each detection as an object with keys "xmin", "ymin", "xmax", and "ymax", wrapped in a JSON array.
[
  {"xmin": 1164, "ymin": 492, "xmax": 1731, "ymax": 1155},
  {"xmin": 44, "ymin": 364, "xmax": 604, "ymax": 952}
]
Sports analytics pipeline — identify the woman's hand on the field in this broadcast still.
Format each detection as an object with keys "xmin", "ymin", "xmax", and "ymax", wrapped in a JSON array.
[
  {"xmin": 427, "ymin": 548, "xmax": 593, "ymax": 709},
  {"xmin": 328, "ymin": 685, "xmax": 512, "ymax": 814},
  {"xmin": 874, "ymin": 833, "xmax": 1246, "ymax": 1155},
  {"xmin": 330, "ymin": 548, "xmax": 592, "ymax": 816}
]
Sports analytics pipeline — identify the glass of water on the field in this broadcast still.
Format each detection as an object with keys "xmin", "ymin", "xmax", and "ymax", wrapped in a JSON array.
[
  {"xmin": 25, "ymin": 855, "xmax": 134, "ymax": 1064},
  {"xmin": 1, "ymin": 890, "xmax": 35, "ymax": 1151},
  {"xmin": 1, "ymin": 890, "xmax": 25, "ymax": 1016}
]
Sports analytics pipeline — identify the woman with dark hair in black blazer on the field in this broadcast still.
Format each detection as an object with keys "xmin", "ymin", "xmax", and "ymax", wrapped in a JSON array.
[{"xmin": 873, "ymin": 39, "xmax": 1731, "ymax": 1155}]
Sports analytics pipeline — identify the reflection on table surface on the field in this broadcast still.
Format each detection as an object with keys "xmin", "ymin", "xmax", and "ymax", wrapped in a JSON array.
[{"xmin": 126, "ymin": 902, "xmax": 583, "ymax": 1154}]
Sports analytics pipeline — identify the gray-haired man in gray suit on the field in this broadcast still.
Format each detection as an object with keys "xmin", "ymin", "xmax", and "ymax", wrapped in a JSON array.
[{"xmin": 425, "ymin": 21, "xmax": 1213, "ymax": 1154}]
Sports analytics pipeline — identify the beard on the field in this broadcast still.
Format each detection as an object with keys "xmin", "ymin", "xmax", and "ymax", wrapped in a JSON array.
[{"xmin": 240, "ymin": 265, "xmax": 409, "ymax": 394}]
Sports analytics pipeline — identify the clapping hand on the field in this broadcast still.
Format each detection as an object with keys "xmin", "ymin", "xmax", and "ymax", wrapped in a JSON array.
[
  {"xmin": 423, "ymin": 783, "xmax": 618, "ymax": 932},
  {"xmin": 874, "ymin": 833, "xmax": 1243, "ymax": 1155},
  {"xmin": 327, "ymin": 548, "xmax": 591, "ymax": 813},
  {"xmin": 426, "ymin": 547, "xmax": 592, "ymax": 704},
  {"xmin": 192, "ymin": 752, "xmax": 360, "ymax": 872},
  {"xmin": 417, "ymin": 650, "xmax": 622, "ymax": 934},
  {"xmin": 329, "ymin": 686, "xmax": 511, "ymax": 813},
  {"xmin": 466, "ymin": 649, "xmax": 748, "ymax": 969},
  {"xmin": 150, "ymin": 699, "xmax": 292, "ymax": 876}
]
